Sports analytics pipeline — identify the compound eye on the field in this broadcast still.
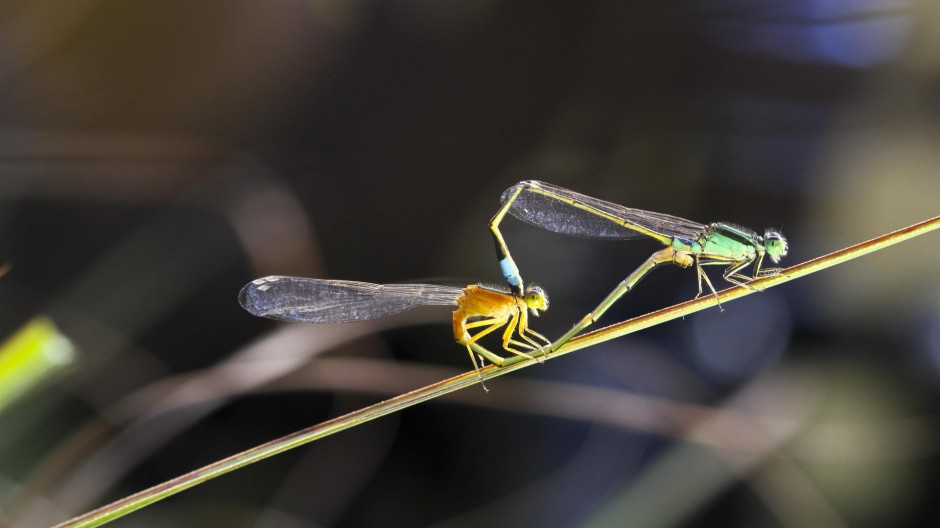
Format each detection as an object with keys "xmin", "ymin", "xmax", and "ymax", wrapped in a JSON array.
[
  {"xmin": 763, "ymin": 231, "xmax": 789, "ymax": 261},
  {"xmin": 524, "ymin": 286, "xmax": 549, "ymax": 312}
]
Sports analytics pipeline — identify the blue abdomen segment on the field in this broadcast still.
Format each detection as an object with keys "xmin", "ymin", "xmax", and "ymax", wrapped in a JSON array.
[{"xmin": 500, "ymin": 257, "xmax": 522, "ymax": 287}]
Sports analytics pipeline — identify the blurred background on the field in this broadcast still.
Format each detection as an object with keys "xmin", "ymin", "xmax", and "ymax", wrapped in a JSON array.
[{"xmin": 1, "ymin": 0, "xmax": 939, "ymax": 526}]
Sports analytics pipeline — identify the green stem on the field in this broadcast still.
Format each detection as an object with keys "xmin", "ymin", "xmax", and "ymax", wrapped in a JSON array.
[{"xmin": 53, "ymin": 213, "xmax": 940, "ymax": 527}]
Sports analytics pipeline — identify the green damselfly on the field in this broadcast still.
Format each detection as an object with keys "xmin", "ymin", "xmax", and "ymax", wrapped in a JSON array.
[{"xmin": 489, "ymin": 180, "xmax": 788, "ymax": 351}]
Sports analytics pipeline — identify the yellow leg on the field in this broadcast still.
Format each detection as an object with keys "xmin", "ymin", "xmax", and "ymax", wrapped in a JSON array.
[
  {"xmin": 515, "ymin": 306, "xmax": 551, "ymax": 361},
  {"xmin": 694, "ymin": 261, "xmax": 720, "ymax": 298},
  {"xmin": 464, "ymin": 316, "xmax": 507, "ymax": 333},
  {"xmin": 695, "ymin": 256, "xmax": 757, "ymax": 309},
  {"xmin": 717, "ymin": 258, "xmax": 762, "ymax": 293},
  {"xmin": 499, "ymin": 308, "xmax": 520, "ymax": 349},
  {"xmin": 458, "ymin": 309, "xmax": 539, "ymax": 371},
  {"xmin": 497, "ymin": 309, "xmax": 537, "ymax": 361},
  {"xmin": 465, "ymin": 316, "xmax": 514, "ymax": 360},
  {"xmin": 756, "ymin": 267, "xmax": 783, "ymax": 278},
  {"xmin": 506, "ymin": 338, "xmax": 535, "ymax": 349},
  {"xmin": 460, "ymin": 315, "xmax": 511, "ymax": 382},
  {"xmin": 722, "ymin": 258, "xmax": 756, "ymax": 285},
  {"xmin": 522, "ymin": 326, "xmax": 551, "ymax": 349},
  {"xmin": 467, "ymin": 314, "xmax": 536, "ymax": 360},
  {"xmin": 750, "ymin": 253, "xmax": 788, "ymax": 280},
  {"xmin": 751, "ymin": 251, "xmax": 785, "ymax": 279}
]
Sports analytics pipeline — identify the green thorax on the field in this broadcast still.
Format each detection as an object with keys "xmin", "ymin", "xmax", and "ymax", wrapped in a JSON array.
[{"xmin": 672, "ymin": 223, "xmax": 762, "ymax": 261}]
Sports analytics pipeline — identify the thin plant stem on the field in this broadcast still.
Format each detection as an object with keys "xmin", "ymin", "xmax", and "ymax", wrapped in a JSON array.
[{"xmin": 53, "ymin": 213, "xmax": 940, "ymax": 528}]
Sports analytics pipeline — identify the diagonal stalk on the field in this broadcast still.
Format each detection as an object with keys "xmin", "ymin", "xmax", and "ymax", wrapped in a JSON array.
[{"xmin": 54, "ymin": 213, "xmax": 940, "ymax": 528}]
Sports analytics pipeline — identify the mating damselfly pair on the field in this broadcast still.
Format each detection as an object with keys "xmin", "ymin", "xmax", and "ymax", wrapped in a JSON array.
[{"xmin": 239, "ymin": 180, "xmax": 788, "ymax": 376}]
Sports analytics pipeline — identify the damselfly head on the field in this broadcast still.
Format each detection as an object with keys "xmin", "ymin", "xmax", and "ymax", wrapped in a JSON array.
[
  {"xmin": 763, "ymin": 230, "xmax": 789, "ymax": 263},
  {"xmin": 524, "ymin": 284, "xmax": 549, "ymax": 315}
]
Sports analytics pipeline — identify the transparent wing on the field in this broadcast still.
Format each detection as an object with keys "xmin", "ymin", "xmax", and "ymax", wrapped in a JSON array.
[
  {"xmin": 239, "ymin": 276, "xmax": 462, "ymax": 323},
  {"xmin": 501, "ymin": 180, "xmax": 706, "ymax": 241}
]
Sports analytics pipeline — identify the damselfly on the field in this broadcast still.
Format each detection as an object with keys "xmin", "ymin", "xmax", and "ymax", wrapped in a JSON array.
[
  {"xmin": 239, "ymin": 276, "xmax": 550, "ymax": 376},
  {"xmin": 489, "ymin": 180, "xmax": 788, "ymax": 350}
]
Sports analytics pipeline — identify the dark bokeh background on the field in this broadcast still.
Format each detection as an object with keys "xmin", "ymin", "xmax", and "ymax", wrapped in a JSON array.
[{"xmin": 1, "ymin": 1, "xmax": 939, "ymax": 527}]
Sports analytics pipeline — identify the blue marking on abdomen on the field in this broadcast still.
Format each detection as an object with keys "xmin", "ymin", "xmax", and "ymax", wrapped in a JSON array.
[{"xmin": 500, "ymin": 257, "xmax": 521, "ymax": 286}]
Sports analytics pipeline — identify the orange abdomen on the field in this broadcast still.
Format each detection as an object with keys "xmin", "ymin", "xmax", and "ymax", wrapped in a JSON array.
[{"xmin": 456, "ymin": 285, "xmax": 515, "ymax": 318}]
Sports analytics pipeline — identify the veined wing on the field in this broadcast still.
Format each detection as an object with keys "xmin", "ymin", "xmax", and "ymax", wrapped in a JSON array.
[
  {"xmin": 239, "ymin": 276, "xmax": 462, "ymax": 323},
  {"xmin": 501, "ymin": 180, "xmax": 706, "ymax": 242}
]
